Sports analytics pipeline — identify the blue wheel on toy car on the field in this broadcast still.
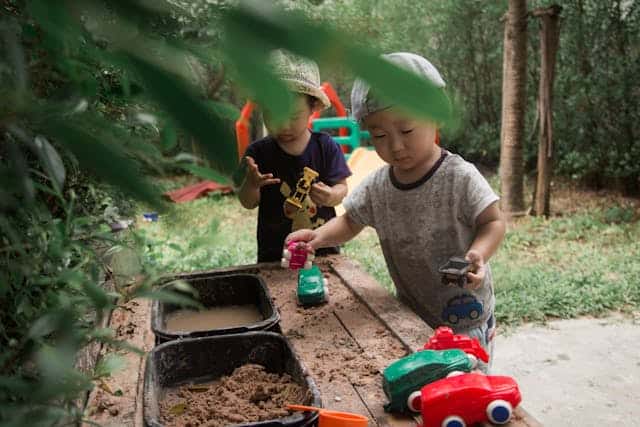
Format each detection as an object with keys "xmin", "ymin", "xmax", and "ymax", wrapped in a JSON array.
[
  {"xmin": 486, "ymin": 400, "xmax": 513, "ymax": 424},
  {"xmin": 441, "ymin": 415, "xmax": 465, "ymax": 427}
]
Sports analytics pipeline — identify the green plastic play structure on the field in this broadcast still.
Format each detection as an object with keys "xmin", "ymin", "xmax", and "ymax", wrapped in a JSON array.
[{"xmin": 311, "ymin": 117, "xmax": 370, "ymax": 159}]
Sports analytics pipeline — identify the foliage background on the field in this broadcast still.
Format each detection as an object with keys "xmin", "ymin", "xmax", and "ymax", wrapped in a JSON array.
[{"xmin": 281, "ymin": 0, "xmax": 640, "ymax": 191}]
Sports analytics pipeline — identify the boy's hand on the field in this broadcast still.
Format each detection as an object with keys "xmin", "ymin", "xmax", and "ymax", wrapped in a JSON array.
[
  {"xmin": 464, "ymin": 249, "xmax": 485, "ymax": 289},
  {"xmin": 244, "ymin": 156, "xmax": 280, "ymax": 188},
  {"xmin": 309, "ymin": 182, "xmax": 333, "ymax": 206},
  {"xmin": 285, "ymin": 229, "xmax": 319, "ymax": 253},
  {"xmin": 309, "ymin": 181, "xmax": 337, "ymax": 207}
]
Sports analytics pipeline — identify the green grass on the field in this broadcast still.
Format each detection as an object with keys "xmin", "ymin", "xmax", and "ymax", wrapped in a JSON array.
[
  {"xmin": 139, "ymin": 193, "xmax": 257, "ymax": 272},
  {"xmin": 492, "ymin": 212, "xmax": 640, "ymax": 325},
  {"xmin": 141, "ymin": 183, "xmax": 640, "ymax": 326}
]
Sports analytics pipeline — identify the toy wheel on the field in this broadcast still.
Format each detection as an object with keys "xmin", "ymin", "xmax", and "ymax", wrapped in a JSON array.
[
  {"xmin": 406, "ymin": 390, "xmax": 421, "ymax": 413},
  {"xmin": 466, "ymin": 353, "xmax": 478, "ymax": 369},
  {"xmin": 446, "ymin": 370, "xmax": 465, "ymax": 378},
  {"xmin": 303, "ymin": 261, "xmax": 312, "ymax": 270},
  {"xmin": 283, "ymin": 249, "xmax": 291, "ymax": 259},
  {"xmin": 447, "ymin": 314, "xmax": 459, "ymax": 324},
  {"xmin": 281, "ymin": 258, "xmax": 290, "ymax": 268},
  {"xmin": 469, "ymin": 309, "xmax": 480, "ymax": 320},
  {"xmin": 441, "ymin": 415, "xmax": 465, "ymax": 427},
  {"xmin": 486, "ymin": 399, "xmax": 513, "ymax": 424}
]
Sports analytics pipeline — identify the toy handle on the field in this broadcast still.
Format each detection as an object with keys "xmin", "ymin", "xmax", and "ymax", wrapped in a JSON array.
[{"xmin": 287, "ymin": 404, "xmax": 321, "ymax": 413}]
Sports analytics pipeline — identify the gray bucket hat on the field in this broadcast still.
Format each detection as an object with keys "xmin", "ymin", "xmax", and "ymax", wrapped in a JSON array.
[
  {"xmin": 269, "ymin": 50, "xmax": 331, "ymax": 110},
  {"xmin": 351, "ymin": 52, "xmax": 446, "ymax": 122}
]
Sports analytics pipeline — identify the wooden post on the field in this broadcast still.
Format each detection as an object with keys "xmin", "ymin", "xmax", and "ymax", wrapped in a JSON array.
[{"xmin": 532, "ymin": 5, "xmax": 562, "ymax": 217}]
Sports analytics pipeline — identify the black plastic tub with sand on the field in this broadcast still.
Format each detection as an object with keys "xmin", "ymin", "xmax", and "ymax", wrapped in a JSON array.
[{"xmin": 144, "ymin": 332, "xmax": 321, "ymax": 427}]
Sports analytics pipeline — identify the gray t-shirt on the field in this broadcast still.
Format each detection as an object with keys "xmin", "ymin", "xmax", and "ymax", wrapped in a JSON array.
[{"xmin": 343, "ymin": 150, "xmax": 499, "ymax": 330}]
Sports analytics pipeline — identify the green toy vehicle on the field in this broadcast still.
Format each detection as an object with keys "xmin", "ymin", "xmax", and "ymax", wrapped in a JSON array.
[
  {"xmin": 297, "ymin": 265, "xmax": 328, "ymax": 305},
  {"xmin": 383, "ymin": 349, "xmax": 473, "ymax": 413}
]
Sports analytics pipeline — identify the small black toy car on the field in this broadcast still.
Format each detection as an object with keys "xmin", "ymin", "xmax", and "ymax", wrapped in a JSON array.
[{"xmin": 439, "ymin": 257, "xmax": 472, "ymax": 287}]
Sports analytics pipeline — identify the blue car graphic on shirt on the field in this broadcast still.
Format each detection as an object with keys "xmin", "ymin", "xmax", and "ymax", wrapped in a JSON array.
[{"xmin": 442, "ymin": 294, "xmax": 483, "ymax": 324}]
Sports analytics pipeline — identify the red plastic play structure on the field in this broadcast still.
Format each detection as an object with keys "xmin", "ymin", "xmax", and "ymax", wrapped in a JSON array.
[
  {"xmin": 414, "ymin": 373, "xmax": 521, "ymax": 427},
  {"xmin": 164, "ymin": 180, "xmax": 232, "ymax": 203},
  {"xmin": 309, "ymin": 82, "xmax": 350, "ymax": 140},
  {"xmin": 235, "ymin": 101, "xmax": 255, "ymax": 161},
  {"xmin": 424, "ymin": 326, "xmax": 490, "ymax": 365},
  {"xmin": 235, "ymin": 82, "xmax": 349, "ymax": 160}
]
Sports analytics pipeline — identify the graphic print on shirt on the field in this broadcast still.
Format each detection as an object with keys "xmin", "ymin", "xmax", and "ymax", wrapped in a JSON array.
[
  {"xmin": 441, "ymin": 293, "xmax": 484, "ymax": 325},
  {"xmin": 280, "ymin": 181, "xmax": 326, "ymax": 231}
]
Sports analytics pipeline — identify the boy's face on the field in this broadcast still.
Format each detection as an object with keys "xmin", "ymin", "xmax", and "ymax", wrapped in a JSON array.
[
  {"xmin": 263, "ymin": 95, "xmax": 314, "ymax": 145},
  {"xmin": 363, "ymin": 108, "xmax": 439, "ymax": 173}
]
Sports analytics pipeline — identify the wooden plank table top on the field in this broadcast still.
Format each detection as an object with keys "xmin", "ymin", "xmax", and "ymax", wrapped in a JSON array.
[{"xmin": 85, "ymin": 254, "xmax": 542, "ymax": 427}]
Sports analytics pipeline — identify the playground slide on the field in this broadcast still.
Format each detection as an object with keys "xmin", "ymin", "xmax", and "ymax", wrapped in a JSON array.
[{"xmin": 336, "ymin": 147, "xmax": 386, "ymax": 216}]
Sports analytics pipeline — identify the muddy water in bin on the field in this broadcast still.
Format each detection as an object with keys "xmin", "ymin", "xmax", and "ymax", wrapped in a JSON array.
[{"xmin": 165, "ymin": 305, "xmax": 263, "ymax": 332}]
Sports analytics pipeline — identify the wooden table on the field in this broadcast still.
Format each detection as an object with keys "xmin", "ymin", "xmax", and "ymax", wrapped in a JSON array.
[{"xmin": 84, "ymin": 255, "xmax": 542, "ymax": 427}]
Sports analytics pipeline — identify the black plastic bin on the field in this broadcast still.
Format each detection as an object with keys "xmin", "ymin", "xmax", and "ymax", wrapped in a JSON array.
[
  {"xmin": 144, "ymin": 332, "xmax": 322, "ymax": 427},
  {"xmin": 151, "ymin": 273, "xmax": 280, "ymax": 344}
]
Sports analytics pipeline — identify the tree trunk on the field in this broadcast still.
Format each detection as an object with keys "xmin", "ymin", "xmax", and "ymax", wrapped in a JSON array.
[
  {"xmin": 532, "ymin": 5, "xmax": 562, "ymax": 217},
  {"xmin": 499, "ymin": 0, "xmax": 528, "ymax": 216}
]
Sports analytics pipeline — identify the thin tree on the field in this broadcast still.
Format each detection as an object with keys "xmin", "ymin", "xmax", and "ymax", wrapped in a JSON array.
[
  {"xmin": 499, "ymin": 0, "xmax": 528, "ymax": 216},
  {"xmin": 532, "ymin": 5, "xmax": 562, "ymax": 216}
]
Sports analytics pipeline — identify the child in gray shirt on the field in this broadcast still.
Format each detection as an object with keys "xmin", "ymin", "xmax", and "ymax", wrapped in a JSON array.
[{"xmin": 286, "ymin": 52, "xmax": 505, "ymax": 371}]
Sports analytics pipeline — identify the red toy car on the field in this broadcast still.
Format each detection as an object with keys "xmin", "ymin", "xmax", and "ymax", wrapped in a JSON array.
[
  {"xmin": 281, "ymin": 241, "xmax": 314, "ymax": 270},
  {"xmin": 424, "ymin": 326, "xmax": 489, "ymax": 366},
  {"xmin": 414, "ymin": 373, "xmax": 521, "ymax": 427}
]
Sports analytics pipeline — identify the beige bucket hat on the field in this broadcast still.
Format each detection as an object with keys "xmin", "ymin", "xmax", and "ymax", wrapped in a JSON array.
[{"xmin": 269, "ymin": 50, "xmax": 331, "ymax": 110}]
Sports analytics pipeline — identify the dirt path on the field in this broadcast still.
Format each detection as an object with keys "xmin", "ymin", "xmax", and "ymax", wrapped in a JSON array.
[{"xmin": 492, "ymin": 314, "xmax": 640, "ymax": 427}]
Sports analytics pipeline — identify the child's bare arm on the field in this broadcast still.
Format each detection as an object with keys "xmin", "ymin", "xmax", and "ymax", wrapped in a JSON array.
[
  {"xmin": 465, "ymin": 201, "xmax": 506, "ymax": 288},
  {"xmin": 286, "ymin": 213, "xmax": 364, "ymax": 251},
  {"xmin": 469, "ymin": 201, "xmax": 506, "ymax": 260},
  {"xmin": 309, "ymin": 179, "xmax": 348, "ymax": 207},
  {"xmin": 238, "ymin": 156, "xmax": 280, "ymax": 209}
]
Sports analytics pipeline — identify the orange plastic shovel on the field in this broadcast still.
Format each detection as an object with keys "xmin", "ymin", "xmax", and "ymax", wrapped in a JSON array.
[{"xmin": 288, "ymin": 405, "xmax": 368, "ymax": 427}]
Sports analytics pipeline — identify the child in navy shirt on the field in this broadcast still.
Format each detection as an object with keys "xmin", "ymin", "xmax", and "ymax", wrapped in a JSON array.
[{"xmin": 238, "ymin": 50, "xmax": 351, "ymax": 262}]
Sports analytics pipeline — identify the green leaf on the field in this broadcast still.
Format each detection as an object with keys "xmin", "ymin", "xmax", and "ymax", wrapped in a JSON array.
[
  {"xmin": 101, "ymin": 337, "xmax": 144, "ymax": 356},
  {"xmin": 206, "ymin": 101, "xmax": 241, "ymax": 122},
  {"xmin": 93, "ymin": 353, "xmax": 126, "ymax": 379},
  {"xmin": 35, "ymin": 345, "xmax": 93, "ymax": 400},
  {"xmin": 179, "ymin": 164, "xmax": 231, "ymax": 185},
  {"xmin": 134, "ymin": 287, "xmax": 201, "ymax": 309},
  {"xmin": 0, "ymin": 376, "xmax": 32, "ymax": 398},
  {"xmin": 41, "ymin": 118, "xmax": 161, "ymax": 207},
  {"xmin": 161, "ymin": 123, "xmax": 178, "ymax": 151},
  {"xmin": 165, "ymin": 280, "xmax": 199, "ymax": 298},
  {"xmin": 222, "ymin": 10, "xmax": 293, "ymax": 126},
  {"xmin": 87, "ymin": 328, "xmax": 115, "ymax": 341},
  {"xmin": 124, "ymin": 53, "xmax": 239, "ymax": 176},
  {"xmin": 168, "ymin": 243, "xmax": 183, "ymax": 251},
  {"xmin": 169, "ymin": 402, "xmax": 187, "ymax": 415},
  {"xmin": 27, "ymin": 313, "xmax": 61, "ymax": 340},
  {"xmin": 82, "ymin": 280, "xmax": 112, "ymax": 311}
]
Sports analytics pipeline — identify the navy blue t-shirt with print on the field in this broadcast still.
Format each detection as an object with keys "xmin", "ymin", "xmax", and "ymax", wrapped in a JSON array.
[{"xmin": 244, "ymin": 132, "xmax": 351, "ymax": 262}]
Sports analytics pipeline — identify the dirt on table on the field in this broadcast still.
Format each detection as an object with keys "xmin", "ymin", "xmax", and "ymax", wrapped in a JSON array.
[
  {"xmin": 262, "ymin": 266, "xmax": 406, "ymax": 382},
  {"xmin": 159, "ymin": 364, "xmax": 309, "ymax": 427},
  {"xmin": 259, "ymin": 263, "xmax": 407, "ymax": 416}
]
